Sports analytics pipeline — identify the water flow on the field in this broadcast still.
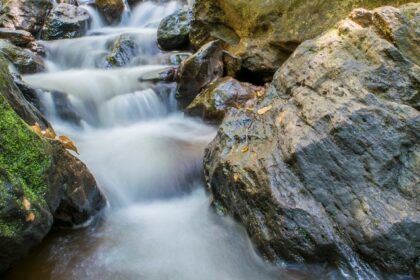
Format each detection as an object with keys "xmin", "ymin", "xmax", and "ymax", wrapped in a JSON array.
[{"xmin": 7, "ymin": 1, "xmax": 343, "ymax": 280}]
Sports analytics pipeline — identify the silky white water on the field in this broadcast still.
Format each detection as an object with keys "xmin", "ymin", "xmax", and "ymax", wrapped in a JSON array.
[{"xmin": 6, "ymin": 1, "xmax": 339, "ymax": 279}]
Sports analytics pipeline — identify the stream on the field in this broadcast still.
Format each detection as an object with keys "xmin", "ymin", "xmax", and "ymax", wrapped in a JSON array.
[{"xmin": 5, "ymin": 1, "xmax": 343, "ymax": 279}]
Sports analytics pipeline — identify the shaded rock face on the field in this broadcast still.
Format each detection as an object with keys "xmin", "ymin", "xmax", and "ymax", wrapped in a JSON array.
[
  {"xmin": 186, "ymin": 77, "xmax": 261, "ymax": 124},
  {"xmin": 0, "ymin": 39, "xmax": 45, "ymax": 74},
  {"xmin": 41, "ymin": 3, "xmax": 91, "ymax": 41},
  {"xmin": 191, "ymin": 0, "xmax": 415, "ymax": 77},
  {"xmin": 96, "ymin": 0, "xmax": 125, "ymax": 25},
  {"xmin": 157, "ymin": 10, "xmax": 192, "ymax": 51},
  {"xmin": 0, "ymin": 56, "xmax": 106, "ymax": 272},
  {"xmin": 0, "ymin": 0, "xmax": 53, "ymax": 35},
  {"xmin": 204, "ymin": 4, "xmax": 420, "ymax": 278},
  {"xmin": 176, "ymin": 40, "xmax": 224, "ymax": 108}
]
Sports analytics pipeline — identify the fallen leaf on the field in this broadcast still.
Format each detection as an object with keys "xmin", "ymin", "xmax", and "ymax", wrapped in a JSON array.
[
  {"xmin": 245, "ymin": 107, "xmax": 255, "ymax": 112},
  {"xmin": 42, "ymin": 128, "xmax": 56, "ymax": 139},
  {"xmin": 31, "ymin": 123, "xmax": 42, "ymax": 137},
  {"xmin": 22, "ymin": 197, "xmax": 31, "ymax": 211},
  {"xmin": 256, "ymin": 90, "xmax": 265, "ymax": 98},
  {"xmin": 58, "ymin": 135, "xmax": 79, "ymax": 154},
  {"xmin": 257, "ymin": 105, "xmax": 272, "ymax": 115},
  {"xmin": 233, "ymin": 173, "xmax": 240, "ymax": 182},
  {"xmin": 26, "ymin": 212, "xmax": 35, "ymax": 222},
  {"xmin": 241, "ymin": 146, "xmax": 249, "ymax": 153}
]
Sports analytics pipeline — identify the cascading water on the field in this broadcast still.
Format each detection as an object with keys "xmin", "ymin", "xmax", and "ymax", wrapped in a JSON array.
[{"xmin": 5, "ymin": 1, "xmax": 344, "ymax": 279}]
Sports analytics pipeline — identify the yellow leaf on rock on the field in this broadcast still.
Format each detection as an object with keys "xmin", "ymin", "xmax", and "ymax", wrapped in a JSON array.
[
  {"xmin": 58, "ymin": 135, "xmax": 79, "ymax": 154},
  {"xmin": 256, "ymin": 90, "xmax": 265, "ymax": 98},
  {"xmin": 241, "ymin": 146, "xmax": 249, "ymax": 153},
  {"xmin": 22, "ymin": 197, "xmax": 31, "ymax": 211},
  {"xmin": 26, "ymin": 212, "xmax": 35, "ymax": 222},
  {"xmin": 257, "ymin": 105, "xmax": 272, "ymax": 115},
  {"xmin": 42, "ymin": 128, "xmax": 56, "ymax": 139},
  {"xmin": 233, "ymin": 173, "xmax": 240, "ymax": 182},
  {"xmin": 31, "ymin": 123, "xmax": 42, "ymax": 137}
]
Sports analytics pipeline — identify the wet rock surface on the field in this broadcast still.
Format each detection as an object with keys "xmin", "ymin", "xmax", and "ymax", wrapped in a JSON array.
[
  {"xmin": 0, "ymin": 0, "xmax": 53, "ymax": 35},
  {"xmin": 0, "ymin": 40, "xmax": 45, "ymax": 74},
  {"xmin": 96, "ymin": 0, "xmax": 125, "ymax": 25},
  {"xmin": 41, "ymin": 4, "xmax": 91, "ymax": 41},
  {"xmin": 186, "ymin": 77, "xmax": 261, "ymax": 124},
  {"xmin": 190, "ymin": 0, "xmax": 415, "ymax": 76},
  {"xmin": 157, "ymin": 10, "xmax": 192, "ymax": 51},
  {"xmin": 105, "ymin": 34, "xmax": 139, "ymax": 68},
  {"xmin": 0, "ymin": 28, "xmax": 35, "ymax": 49},
  {"xmin": 0, "ymin": 55, "xmax": 106, "ymax": 272},
  {"xmin": 176, "ymin": 40, "xmax": 224, "ymax": 108},
  {"xmin": 204, "ymin": 4, "xmax": 420, "ymax": 278}
]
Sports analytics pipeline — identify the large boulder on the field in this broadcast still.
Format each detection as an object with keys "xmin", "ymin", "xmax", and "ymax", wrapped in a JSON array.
[
  {"xmin": 157, "ymin": 10, "xmax": 192, "ymax": 51},
  {"xmin": 0, "ymin": 40, "xmax": 45, "ymax": 74},
  {"xmin": 41, "ymin": 4, "xmax": 91, "ymax": 41},
  {"xmin": 191, "ymin": 0, "xmax": 415, "ymax": 78},
  {"xmin": 204, "ymin": 4, "xmax": 419, "ymax": 278},
  {"xmin": 96, "ymin": 0, "xmax": 125, "ymax": 25},
  {"xmin": 0, "ymin": 55, "xmax": 106, "ymax": 272},
  {"xmin": 176, "ymin": 40, "xmax": 224, "ymax": 108},
  {"xmin": 186, "ymin": 77, "xmax": 261, "ymax": 124},
  {"xmin": 0, "ymin": 0, "xmax": 53, "ymax": 35}
]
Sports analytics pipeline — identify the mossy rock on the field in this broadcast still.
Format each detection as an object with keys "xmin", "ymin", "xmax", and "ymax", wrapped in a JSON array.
[
  {"xmin": 0, "ymin": 55, "xmax": 106, "ymax": 272},
  {"xmin": 157, "ymin": 10, "xmax": 192, "ymax": 51}
]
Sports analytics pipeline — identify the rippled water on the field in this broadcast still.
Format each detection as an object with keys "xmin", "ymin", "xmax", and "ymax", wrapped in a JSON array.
[{"xmin": 5, "ymin": 1, "xmax": 346, "ymax": 279}]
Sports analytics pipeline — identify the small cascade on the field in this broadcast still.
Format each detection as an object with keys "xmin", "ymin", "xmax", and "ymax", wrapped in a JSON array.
[
  {"xmin": 80, "ymin": 4, "xmax": 105, "ymax": 30},
  {"xmin": 24, "ymin": 65, "xmax": 171, "ymax": 125},
  {"xmin": 98, "ymin": 89, "xmax": 171, "ymax": 126},
  {"xmin": 129, "ymin": 1, "xmax": 182, "ymax": 27},
  {"xmin": 39, "ymin": 30, "xmax": 159, "ymax": 70},
  {"xmin": 119, "ymin": 0, "xmax": 131, "ymax": 26}
]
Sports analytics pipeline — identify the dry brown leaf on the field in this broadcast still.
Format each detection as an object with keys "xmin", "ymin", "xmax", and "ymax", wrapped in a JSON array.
[
  {"xmin": 22, "ymin": 197, "xmax": 31, "ymax": 211},
  {"xmin": 31, "ymin": 123, "xmax": 42, "ymax": 137},
  {"xmin": 241, "ymin": 146, "xmax": 249, "ymax": 153},
  {"xmin": 233, "ymin": 173, "xmax": 240, "ymax": 182},
  {"xmin": 257, "ymin": 105, "xmax": 272, "ymax": 115},
  {"xmin": 26, "ymin": 212, "xmax": 35, "ymax": 222},
  {"xmin": 43, "ymin": 128, "xmax": 56, "ymax": 139},
  {"xmin": 58, "ymin": 135, "xmax": 79, "ymax": 154},
  {"xmin": 256, "ymin": 90, "xmax": 265, "ymax": 98}
]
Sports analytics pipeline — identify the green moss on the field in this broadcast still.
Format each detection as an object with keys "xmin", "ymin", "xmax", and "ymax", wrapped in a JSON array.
[
  {"xmin": 0, "ymin": 56, "xmax": 52, "ymax": 236},
  {"xmin": 0, "ymin": 220, "xmax": 19, "ymax": 237}
]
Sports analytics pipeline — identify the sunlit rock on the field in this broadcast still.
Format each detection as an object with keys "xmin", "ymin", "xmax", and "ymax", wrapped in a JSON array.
[
  {"xmin": 176, "ymin": 40, "xmax": 224, "ymax": 108},
  {"xmin": 191, "ymin": 0, "xmax": 415, "ymax": 79},
  {"xmin": 96, "ymin": 0, "xmax": 125, "ymax": 25},
  {"xmin": 0, "ymin": 0, "xmax": 53, "ymax": 35},
  {"xmin": 186, "ymin": 77, "xmax": 262, "ymax": 124},
  {"xmin": 205, "ymin": 3, "xmax": 420, "ymax": 277}
]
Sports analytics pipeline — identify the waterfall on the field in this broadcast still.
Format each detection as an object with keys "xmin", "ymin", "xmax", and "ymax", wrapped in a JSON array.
[{"xmin": 80, "ymin": 4, "xmax": 104, "ymax": 30}]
